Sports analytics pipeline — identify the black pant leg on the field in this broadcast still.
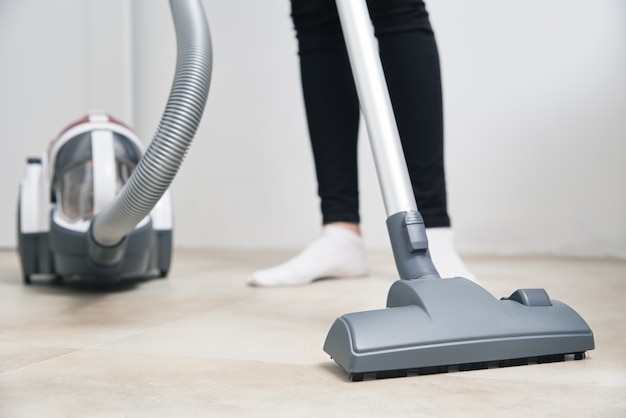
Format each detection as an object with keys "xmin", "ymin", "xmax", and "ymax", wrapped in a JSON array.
[
  {"xmin": 291, "ymin": 0, "xmax": 361, "ymax": 224},
  {"xmin": 368, "ymin": 0, "xmax": 451, "ymax": 227},
  {"xmin": 291, "ymin": 0, "xmax": 451, "ymax": 228}
]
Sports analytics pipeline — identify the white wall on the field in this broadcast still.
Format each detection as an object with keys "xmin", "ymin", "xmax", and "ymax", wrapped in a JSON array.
[
  {"xmin": 130, "ymin": 0, "xmax": 322, "ymax": 250},
  {"xmin": 430, "ymin": 1, "xmax": 626, "ymax": 258},
  {"xmin": 0, "ymin": 0, "xmax": 133, "ymax": 239},
  {"xmin": 1, "ymin": 0, "xmax": 625, "ymax": 259}
]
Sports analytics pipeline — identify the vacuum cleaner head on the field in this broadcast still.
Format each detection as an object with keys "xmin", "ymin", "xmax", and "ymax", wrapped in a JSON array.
[
  {"xmin": 17, "ymin": 112, "xmax": 173, "ymax": 284},
  {"xmin": 324, "ymin": 276, "xmax": 594, "ymax": 381},
  {"xmin": 324, "ymin": 0, "xmax": 595, "ymax": 382}
]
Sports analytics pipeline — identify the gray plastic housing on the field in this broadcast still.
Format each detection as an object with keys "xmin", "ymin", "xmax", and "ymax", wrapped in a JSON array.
[
  {"xmin": 323, "ymin": 277, "xmax": 595, "ymax": 375},
  {"xmin": 17, "ymin": 213, "xmax": 172, "ymax": 283}
]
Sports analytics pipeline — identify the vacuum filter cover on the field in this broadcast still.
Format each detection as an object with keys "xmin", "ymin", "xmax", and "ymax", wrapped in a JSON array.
[{"xmin": 48, "ymin": 113, "xmax": 143, "ymax": 223}]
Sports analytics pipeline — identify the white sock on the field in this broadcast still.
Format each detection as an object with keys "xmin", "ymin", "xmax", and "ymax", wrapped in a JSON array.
[
  {"xmin": 248, "ymin": 225, "xmax": 368, "ymax": 287},
  {"xmin": 426, "ymin": 227, "xmax": 479, "ymax": 284}
]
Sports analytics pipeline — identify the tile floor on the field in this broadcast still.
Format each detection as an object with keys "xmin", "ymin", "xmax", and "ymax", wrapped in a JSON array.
[{"xmin": 0, "ymin": 248, "xmax": 624, "ymax": 417}]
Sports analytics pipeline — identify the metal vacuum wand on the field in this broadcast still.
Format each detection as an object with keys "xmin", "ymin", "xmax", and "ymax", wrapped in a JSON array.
[{"xmin": 335, "ymin": 0, "xmax": 438, "ymax": 280}]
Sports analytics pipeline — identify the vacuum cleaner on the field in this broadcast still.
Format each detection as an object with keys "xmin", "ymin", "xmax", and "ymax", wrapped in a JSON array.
[
  {"xmin": 17, "ymin": 0, "xmax": 212, "ymax": 284},
  {"xmin": 323, "ymin": 0, "xmax": 595, "ymax": 381}
]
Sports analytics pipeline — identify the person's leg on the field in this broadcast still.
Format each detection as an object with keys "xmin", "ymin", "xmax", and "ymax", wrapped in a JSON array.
[
  {"xmin": 368, "ymin": 0, "xmax": 447, "ymax": 227},
  {"xmin": 250, "ymin": 0, "xmax": 477, "ymax": 286},
  {"xmin": 248, "ymin": 0, "xmax": 367, "ymax": 286},
  {"xmin": 368, "ymin": 0, "xmax": 476, "ymax": 281},
  {"xmin": 292, "ymin": 0, "xmax": 361, "ymax": 226}
]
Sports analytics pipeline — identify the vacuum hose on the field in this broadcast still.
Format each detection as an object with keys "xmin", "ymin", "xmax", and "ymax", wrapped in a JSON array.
[{"xmin": 90, "ymin": 0, "xmax": 212, "ymax": 253}]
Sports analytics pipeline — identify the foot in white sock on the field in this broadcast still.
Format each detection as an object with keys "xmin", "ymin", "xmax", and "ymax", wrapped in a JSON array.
[
  {"xmin": 426, "ymin": 227, "xmax": 479, "ymax": 284},
  {"xmin": 248, "ymin": 225, "xmax": 368, "ymax": 287}
]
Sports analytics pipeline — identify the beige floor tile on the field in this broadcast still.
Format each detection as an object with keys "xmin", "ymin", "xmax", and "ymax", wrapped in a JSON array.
[
  {"xmin": 0, "ymin": 342, "xmax": 76, "ymax": 374},
  {"xmin": 2, "ymin": 349, "xmax": 623, "ymax": 418},
  {"xmin": 1, "ymin": 249, "xmax": 625, "ymax": 417}
]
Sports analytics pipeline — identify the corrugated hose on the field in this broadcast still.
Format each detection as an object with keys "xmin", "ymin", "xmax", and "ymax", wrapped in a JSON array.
[{"xmin": 90, "ymin": 0, "xmax": 212, "ymax": 248}]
